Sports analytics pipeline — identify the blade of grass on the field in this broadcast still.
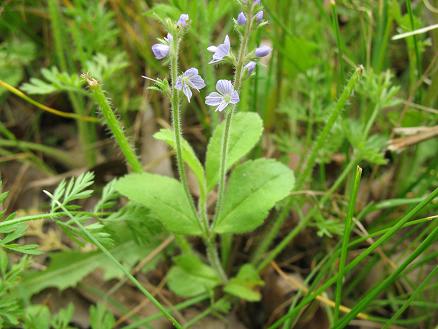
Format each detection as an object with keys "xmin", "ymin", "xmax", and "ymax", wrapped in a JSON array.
[
  {"xmin": 382, "ymin": 265, "xmax": 438, "ymax": 329},
  {"xmin": 405, "ymin": 0, "xmax": 422, "ymax": 83},
  {"xmin": 333, "ymin": 225, "xmax": 438, "ymax": 329},
  {"xmin": 121, "ymin": 294, "xmax": 209, "ymax": 329},
  {"xmin": 43, "ymin": 190, "xmax": 183, "ymax": 329},
  {"xmin": 268, "ymin": 186, "xmax": 438, "ymax": 328},
  {"xmin": 333, "ymin": 166, "xmax": 362, "ymax": 322},
  {"xmin": 330, "ymin": 0, "xmax": 345, "ymax": 87},
  {"xmin": 252, "ymin": 66, "xmax": 363, "ymax": 265}
]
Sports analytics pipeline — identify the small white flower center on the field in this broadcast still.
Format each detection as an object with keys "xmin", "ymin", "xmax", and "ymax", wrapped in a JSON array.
[{"xmin": 223, "ymin": 94, "xmax": 231, "ymax": 103}]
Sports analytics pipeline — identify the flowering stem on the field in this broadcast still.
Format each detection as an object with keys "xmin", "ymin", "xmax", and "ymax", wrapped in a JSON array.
[
  {"xmin": 213, "ymin": 5, "xmax": 254, "ymax": 226},
  {"xmin": 169, "ymin": 38, "xmax": 200, "ymax": 227},
  {"xmin": 169, "ymin": 34, "xmax": 226, "ymax": 282}
]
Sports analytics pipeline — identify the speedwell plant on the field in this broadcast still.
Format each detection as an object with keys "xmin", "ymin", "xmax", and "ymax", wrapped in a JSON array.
[{"xmin": 115, "ymin": 0, "xmax": 295, "ymax": 301}]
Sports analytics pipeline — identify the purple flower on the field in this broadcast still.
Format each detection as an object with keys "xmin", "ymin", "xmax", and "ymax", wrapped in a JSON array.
[
  {"xmin": 255, "ymin": 45, "xmax": 271, "ymax": 57},
  {"xmin": 244, "ymin": 61, "xmax": 256, "ymax": 75},
  {"xmin": 237, "ymin": 12, "xmax": 247, "ymax": 25},
  {"xmin": 205, "ymin": 80, "xmax": 239, "ymax": 112},
  {"xmin": 152, "ymin": 34, "xmax": 172, "ymax": 60},
  {"xmin": 254, "ymin": 0, "xmax": 261, "ymax": 4},
  {"xmin": 152, "ymin": 44, "xmax": 170, "ymax": 60},
  {"xmin": 175, "ymin": 68, "xmax": 206, "ymax": 102},
  {"xmin": 255, "ymin": 10, "xmax": 264, "ymax": 22},
  {"xmin": 207, "ymin": 35, "xmax": 231, "ymax": 64},
  {"xmin": 178, "ymin": 14, "xmax": 189, "ymax": 27}
]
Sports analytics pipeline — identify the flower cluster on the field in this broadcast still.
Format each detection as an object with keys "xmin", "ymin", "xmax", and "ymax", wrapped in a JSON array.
[{"xmin": 150, "ymin": 0, "xmax": 271, "ymax": 112}]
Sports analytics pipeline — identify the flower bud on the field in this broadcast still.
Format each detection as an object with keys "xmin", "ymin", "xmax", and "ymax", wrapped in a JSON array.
[
  {"xmin": 177, "ymin": 13, "xmax": 189, "ymax": 27},
  {"xmin": 255, "ymin": 45, "xmax": 271, "ymax": 57},
  {"xmin": 152, "ymin": 44, "xmax": 170, "ymax": 60},
  {"xmin": 255, "ymin": 10, "xmax": 264, "ymax": 22},
  {"xmin": 244, "ymin": 61, "xmax": 256, "ymax": 75},
  {"xmin": 237, "ymin": 12, "xmax": 247, "ymax": 25}
]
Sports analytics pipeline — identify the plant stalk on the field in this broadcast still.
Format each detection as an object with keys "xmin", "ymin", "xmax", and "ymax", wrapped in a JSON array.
[{"xmin": 86, "ymin": 78, "xmax": 143, "ymax": 173}]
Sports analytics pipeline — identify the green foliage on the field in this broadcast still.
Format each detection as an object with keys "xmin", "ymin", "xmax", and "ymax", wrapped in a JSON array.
[
  {"xmin": 0, "ymin": 183, "xmax": 40, "ymax": 255},
  {"xmin": 224, "ymin": 264, "xmax": 264, "ymax": 301},
  {"xmin": 0, "ymin": 224, "xmax": 41, "ymax": 255},
  {"xmin": 24, "ymin": 305, "xmax": 51, "ymax": 329},
  {"xmin": 50, "ymin": 172, "xmax": 94, "ymax": 212},
  {"xmin": 154, "ymin": 128, "xmax": 206, "ymax": 196},
  {"xmin": 104, "ymin": 204, "xmax": 164, "ymax": 245},
  {"xmin": 89, "ymin": 304, "xmax": 116, "ymax": 329},
  {"xmin": 0, "ymin": 251, "xmax": 28, "ymax": 327},
  {"xmin": 20, "ymin": 241, "xmax": 156, "ymax": 298},
  {"xmin": 84, "ymin": 53, "xmax": 129, "ymax": 84},
  {"xmin": 0, "ymin": 38, "xmax": 36, "ymax": 96},
  {"xmin": 65, "ymin": 0, "xmax": 120, "ymax": 61},
  {"xmin": 51, "ymin": 304, "xmax": 74, "ymax": 329},
  {"xmin": 21, "ymin": 67, "xmax": 84, "ymax": 95},
  {"xmin": 206, "ymin": 112, "xmax": 263, "ymax": 191},
  {"xmin": 214, "ymin": 159, "xmax": 295, "ymax": 234},
  {"xmin": 167, "ymin": 254, "xmax": 221, "ymax": 297},
  {"xmin": 115, "ymin": 173, "xmax": 201, "ymax": 235}
]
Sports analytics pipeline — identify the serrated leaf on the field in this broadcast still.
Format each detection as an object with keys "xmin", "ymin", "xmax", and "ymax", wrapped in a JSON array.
[
  {"xmin": 154, "ymin": 128, "xmax": 206, "ymax": 198},
  {"xmin": 167, "ymin": 254, "xmax": 220, "ymax": 297},
  {"xmin": 115, "ymin": 173, "xmax": 201, "ymax": 235},
  {"xmin": 224, "ymin": 264, "xmax": 264, "ymax": 301},
  {"xmin": 206, "ymin": 112, "xmax": 263, "ymax": 191},
  {"xmin": 213, "ymin": 159, "xmax": 295, "ymax": 234}
]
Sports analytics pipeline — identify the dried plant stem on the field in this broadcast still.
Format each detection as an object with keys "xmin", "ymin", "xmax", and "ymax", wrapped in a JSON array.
[{"xmin": 86, "ymin": 78, "xmax": 143, "ymax": 173}]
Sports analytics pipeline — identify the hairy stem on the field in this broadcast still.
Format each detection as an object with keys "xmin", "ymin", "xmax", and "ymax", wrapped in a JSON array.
[
  {"xmin": 169, "ymin": 37, "xmax": 201, "ymax": 228},
  {"xmin": 86, "ymin": 78, "xmax": 143, "ymax": 173},
  {"xmin": 213, "ymin": 4, "xmax": 255, "ymax": 225},
  {"xmin": 168, "ymin": 32, "xmax": 226, "ymax": 280}
]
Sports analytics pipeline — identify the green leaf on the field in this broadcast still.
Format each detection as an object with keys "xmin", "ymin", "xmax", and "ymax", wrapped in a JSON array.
[
  {"xmin": 89, "ymin": 304, "xmax": 116, "ymax": 329},
  {"xmin": 167, "ymin": 254, "xmax": 221, "ymax": 297},
  {"xmin": 50, "ymin": 172, "xmax": 95, "ymax": 212},
  {"xmin": 115, "ymin": 173, "xmax": 201, "ymax": 235},
  {"xmin": 214, "ymin": 159, "xmax": 295, "ymax": 234},
  {"xmin": 20, "ymin": 241, "xmax": 154, "ymax": 297},
  {"xmin": 224, "ymin": 264, "xmax": 264, "ymax": 302},
  {"xmin": 25, "ymin": 305, "xmax": 51, "ymax": 329},
  {"xmin": 21, "ymin": 67, "xmax": 84, "ymax": 95},
  {"xmin": 51, "ymin": 304, "xmax": 74, "ymax": 329},
  {"xmin": 206, "ymin": 112, "xmax": 263, "ymax": 191},
  {"xmin": 154, "ymin": 128, "xmax": 206, "ymax": 197}
]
